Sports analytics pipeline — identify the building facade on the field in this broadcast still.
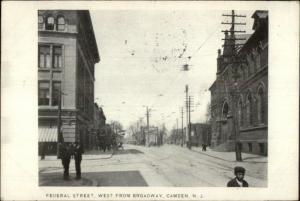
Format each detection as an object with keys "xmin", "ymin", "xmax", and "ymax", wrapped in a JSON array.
[
  {"xmin": 38, "ymin": 10, "xmax": 100, "ymax": 152},
  {"xmin": 209, "ymin": 11, "xmax": 268, "ymax": 155}
]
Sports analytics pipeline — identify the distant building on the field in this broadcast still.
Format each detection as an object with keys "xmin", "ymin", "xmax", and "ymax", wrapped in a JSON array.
[
  {"xmin": 92, "ymin": 103, "xmax": 106, "ymax": 149},
  {"xmin": 38, "ymin": 10, "xmax": 100, "ymax": 153},
  {"xmin": 190, "ymin": 123, "xmax": 211, "ymax": 147},
  {"xmin": 209, "ymin": 10, "xmax": 268, "ymax": 155}
]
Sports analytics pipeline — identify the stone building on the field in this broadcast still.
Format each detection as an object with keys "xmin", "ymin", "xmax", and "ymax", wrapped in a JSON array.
[
  {"xmin": 38, "ymin": 10, "xmax": 100, "ymax": 152},
  {"xmin": 209, "ymin": 10, "xmax": 268, "ymax": 155}
]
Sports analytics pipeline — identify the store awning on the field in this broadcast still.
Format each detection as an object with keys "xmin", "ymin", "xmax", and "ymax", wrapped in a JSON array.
[{"xmin": 39, "ymin": 127, "xmax": 58, "ymax": 142}]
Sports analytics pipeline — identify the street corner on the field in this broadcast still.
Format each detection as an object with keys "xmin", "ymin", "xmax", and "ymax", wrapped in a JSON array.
[{"xmin": 39, "ymin": 172, "xmax": 94, "ymax": 186}]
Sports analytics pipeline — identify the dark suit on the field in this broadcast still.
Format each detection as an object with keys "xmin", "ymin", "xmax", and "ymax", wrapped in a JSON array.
[
  {"xmin": 227, "ymin": 178, "xmax": 249, "ymax": 187},
  {"xmin": 74, "ymin": 144, "xmax": 83, "ymax": 178},
  {"xmin": 60, "ymin": 144, "xmax": 72, "ymax": 179}
]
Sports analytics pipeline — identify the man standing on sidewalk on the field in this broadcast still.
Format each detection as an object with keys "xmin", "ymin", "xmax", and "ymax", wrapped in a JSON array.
[
  {"xmin": 59, "ymin": 142, "xmax": 72, "ymax": 180},
  {"xmin": 73, "ymin": 141, "xmax": 83, "ymax": 179}
]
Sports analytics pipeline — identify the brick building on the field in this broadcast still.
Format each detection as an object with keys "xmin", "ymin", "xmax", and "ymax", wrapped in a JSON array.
[
  {"xmin": 209, "ymin": 11, "xmax": 268, "ymax": 155},
  {"xmin": 38, "ymin": 10, "xmax": 100, "ymax": 153}
]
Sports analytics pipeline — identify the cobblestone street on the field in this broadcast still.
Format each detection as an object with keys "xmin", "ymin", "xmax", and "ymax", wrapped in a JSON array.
[{"xmin": 39, "ymin": 144, "xmax": 267, "ymax": 187}]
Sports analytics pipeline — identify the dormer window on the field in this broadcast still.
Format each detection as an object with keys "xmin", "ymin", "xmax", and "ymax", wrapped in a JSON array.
[
  {"xmin": 45, "ymin": 16, "xmax": 55, "ymax": 30},
  {"xmin": 38, "ymin": 15, "xmax": 44, "ymax": 29},
  {"xmin": 57, "ymin": 16, "xmax": 65, "ymax": 31}
]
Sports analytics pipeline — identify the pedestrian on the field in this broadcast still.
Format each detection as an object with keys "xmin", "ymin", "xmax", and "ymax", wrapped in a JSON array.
[
  {"xmin": 73, "ymin": 141, "xmax": 83, "ymax": 179},
  {"xmin": 40, "ymin": 142, "xmax": 46, "ymax": 160},
  {"xmin": 227, "ymin": 166, "xmax": 249, "ymax": 187},
  {"xmin": 60, "ymin": 142, "xmax": 72, "ymax": 180}
]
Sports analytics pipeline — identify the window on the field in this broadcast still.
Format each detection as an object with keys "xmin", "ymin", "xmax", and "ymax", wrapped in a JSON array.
[
  {"xmin": 57, "ymin": 16, "xmax": 65, "ymax": 31},
  {"xmin": 238, "ymin": 100, "xmax": 243, "ymax": 127},
  {"xmin": 52, "ymin": 82, "xmax": 61, "ymax": 106},
  {"xmin": 53, "ymin": 46, "xmax": 62, "ymax": 68},
  {"xmin": 259, "ymin": 143, "xmax": 265, "ymax": 154},
  {"xmin": 38, "ymin": 82, "xmax": 50, "ymax": 105},
  {"xmin": 222, "ymin": 102, "xmax": 229, "ymax": 119},
  {"xmin": 248, "ymin": 143, "xmax": 252, "ymax": 152},
  {"xmin": 257, "ymin": 87, "xmax": 265, "ymax": 124},
  {"xmin": 38, "ymin": 15, "xmax": 44, "ymax": 29},
  {"xmin": 45, "ymin": 16, "xmax": 55, "ymax": 30},
  {"xmin": 39, "ymin": 45, "xmax": 51, "ymax": 68},
  {"xmin": 38, "ymin": 44, "xmax": 63, "ymax": 68},
  {"xmin": 246, "ymin": 93, "xmax": 253, "ymax": 126}
]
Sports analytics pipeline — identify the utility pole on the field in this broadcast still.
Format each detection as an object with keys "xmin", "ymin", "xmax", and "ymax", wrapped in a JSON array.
[
  {"xmin": 188, "ymin": 96, "xmax": 192, "ymax": 149},
  {"xmin": 185, "ymin": 85, "xmax": 189, "ymax": 148},
  {"xmin": 181, "ymin": 107, "xmax": 184, "ymax": 147},
  {"xmin": 156, "ymin": 127, "xmax": 159, "ymax": 146},
  {"xmin": 146, "ymin": 106, "xmax": 150, "ymax": 146},
  {"xmin": 221, "ymin": 10, "xmax": 246, "ymax": 161},
  {"xmin": 57, "ymin": 88, "xmax": 63, "ymax": 158},
  {"xmin": 176, "ymin": 118, "xmax": 179, "ymax": 145}
]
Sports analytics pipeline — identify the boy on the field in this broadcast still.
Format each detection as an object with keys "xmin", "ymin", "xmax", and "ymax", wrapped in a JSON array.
[{"xmin": 227, "ymin": 166, "xmax": 249, "ymax": 187}]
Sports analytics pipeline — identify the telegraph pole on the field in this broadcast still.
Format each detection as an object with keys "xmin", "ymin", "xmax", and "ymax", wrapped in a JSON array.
[
  {"xmin": 221, "ymin": 10, "xmax": 246, "ymax": 161},
  {"xmin": 146, "ymin": 106, "xmax": 150, "ymax": 146},
  {"xmin": 185, "ymin": 85, "xmax": 189, "ymax": 148},
  {"xmin": 57, "ymin": 88, "xmax": 63, "ymax": 158},
  {"xmin": 188, "ymin": 96, "xmax": 192, "ymax": 149},
  {"xmin": 181, "ymin": 107, "xmax": 184, "ymax": 147}
]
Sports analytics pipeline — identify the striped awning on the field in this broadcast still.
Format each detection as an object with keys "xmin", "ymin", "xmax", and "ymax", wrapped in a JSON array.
[{"xmin": 39, "ymin": 127, "xmax": 58, "ymax": 142}]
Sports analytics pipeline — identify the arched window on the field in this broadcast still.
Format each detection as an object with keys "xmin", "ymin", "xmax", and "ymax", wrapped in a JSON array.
[
  {"xmin": 57, "ymin": 16, "xmax": 65, "ymax": 31},
  {"xmin": 257, "ymin": 87, "xmax": 265, "ymax": 124},
  {"xmin": 222, "ymin": 102, "xmax": 229, "ymax": 119},
  {"xmin": 38, "ymin": 15, "xmax": 44, "ymax": 29},
  {"xmin": 238, "ymin": 99, "xmax": 243, "ymax": 127},
  {"xmin": 246, "ymin": 93, "xmax": 253, "ymax": 126},
  {"xmin": 45, "ymin": 16, "xmax": 55, "ymax": 30}
]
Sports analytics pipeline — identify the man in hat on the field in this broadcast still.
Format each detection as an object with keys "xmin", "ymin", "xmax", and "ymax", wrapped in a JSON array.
[
  {"xmin": 59, "ymin": 142, "xmax": 72, "ymax": 180},
  {"xmin": 227, "ymin": 166, "xmax": 249, "ymax": 187},
  {"xmin": 73, "ymin": 141, "xmax": 83, "ymax": 179}
]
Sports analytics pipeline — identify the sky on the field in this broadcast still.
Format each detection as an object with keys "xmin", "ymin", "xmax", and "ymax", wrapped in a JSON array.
[{"xmin": 90, "ymin": 10, "xmax": 254, "ymax": 132}]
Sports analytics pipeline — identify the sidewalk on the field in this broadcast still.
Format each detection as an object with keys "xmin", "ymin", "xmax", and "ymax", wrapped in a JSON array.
[
  {"xmin": 40, "ymin": 149, "xmax": 114, "ymax": 161},
  {"xmin": 191, "ymin": 147, "xmax": 267, "ymax": 163},
  {"xmin": 39, "ymin": 172, "xmax": 96, "ymax": 186}
]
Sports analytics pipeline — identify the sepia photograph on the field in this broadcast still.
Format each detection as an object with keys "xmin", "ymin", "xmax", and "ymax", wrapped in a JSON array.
[
  {"xmin": 1, "ymin": 1, "xmax": 298, "ymax": 201},
  {"xmin": 38, "ymin": 9, "xmax": 268, "ymax": 187}
]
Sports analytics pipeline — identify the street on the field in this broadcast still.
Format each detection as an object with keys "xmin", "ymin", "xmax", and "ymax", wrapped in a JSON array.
[{"xmin": 39, "ymin": 144, "xmax": 267, "ymax": 187}]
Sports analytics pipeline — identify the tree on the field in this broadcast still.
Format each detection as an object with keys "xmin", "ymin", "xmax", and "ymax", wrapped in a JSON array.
[
  {"xmin": 126, "ymin": 118, "xmax": 146, "ymax": 145},
  {"xmin": 110, "ymin": 120, "xmax": 123, "ymax": 134},
  {"xmin": 205, "ymin": 102, "xmax": 212, "ymax": 124}
]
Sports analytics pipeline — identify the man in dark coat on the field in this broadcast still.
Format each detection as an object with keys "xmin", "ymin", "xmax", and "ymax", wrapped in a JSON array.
[
  {"xmin": 73, "ymin": 141, "xmax": 83, "ymax": 179},
  {"xmin": 60, "ymin": 142, "xmax": 72, "ymax": 180},
  {"xmin": 227, "ymin": 166, "xmax": 249, "ymax": 187}
]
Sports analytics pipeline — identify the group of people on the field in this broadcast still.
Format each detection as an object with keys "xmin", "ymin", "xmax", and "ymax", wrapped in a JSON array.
[
  {"xmin": 97, "ymin": 136, "xmax": 124, "ymax": 152},
  {"xmin": 59, "ymin": 141, "xmax": 83, "ymax": 180}
]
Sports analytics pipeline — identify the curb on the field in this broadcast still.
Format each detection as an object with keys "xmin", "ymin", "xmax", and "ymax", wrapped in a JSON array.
[{"xmin": 190, "ymin": 148, "xmax": 267, "ymax": 163}]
